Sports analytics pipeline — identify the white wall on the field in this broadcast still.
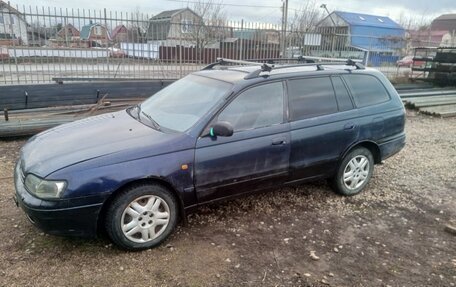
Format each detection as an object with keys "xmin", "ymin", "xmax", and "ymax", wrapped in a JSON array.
[
  {"xmin": 7, "ymin": 47, "xmax": 109, "ymax": 58},
  {"xmin": 121, "ymin": 42, "xmax": 159, "ymax": 59}
]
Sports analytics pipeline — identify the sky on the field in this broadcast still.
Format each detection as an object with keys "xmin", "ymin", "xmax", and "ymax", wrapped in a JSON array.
[{"xmin": 7, "ymin": 0, "xmax": 456, "ymax": 25}]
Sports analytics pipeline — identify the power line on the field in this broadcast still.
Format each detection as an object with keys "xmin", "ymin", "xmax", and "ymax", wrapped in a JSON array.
[{"xmin": 164, "ymin": 0, "xmax": 282, "ymax": 9}]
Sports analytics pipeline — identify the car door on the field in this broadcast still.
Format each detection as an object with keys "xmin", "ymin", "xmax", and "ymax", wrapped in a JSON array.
[
  {"xmin": 286, "ymin": 76, "xmax": 359, "ymax": 182},
  {"xmin": 194, "ymin": 81, "xmax": 291, "ymax": 203}
]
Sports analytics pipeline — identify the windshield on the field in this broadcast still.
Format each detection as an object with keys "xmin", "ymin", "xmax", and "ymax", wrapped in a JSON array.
[{"xmin": 138, "ymin": 75, "xmax": 232, "ymax": 132}]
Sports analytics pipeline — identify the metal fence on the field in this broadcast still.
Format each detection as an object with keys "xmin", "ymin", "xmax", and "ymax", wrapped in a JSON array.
[{"xmin": 0, "ymin": 4, "xmax": 441, "ymax": 85}]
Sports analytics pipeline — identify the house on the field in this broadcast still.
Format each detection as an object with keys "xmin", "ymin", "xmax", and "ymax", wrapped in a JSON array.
[
  {"xmin": 48, "ymin": 23, "xmax": 81, "ymax": 47},
  {"xmin": 430, "ymin": 14, "xmax": 456, "ymax": 47},
  {"xmin": 431, "ymin": 14, "xmax": 456, "ymax": 33},
  {"xmin": 111, "ymin": 24, "xmax": 129, "ymax": 43},
  {"xmin": 56, "ymin": 23, "xmax": 80, "ymax": 41},
  {"xmin": 80, "ymin": 21, "xmax": 110, "ymax": 47},
  {"xmin": 406, "ymin": 15, "xmax": 456, "ymax": 49},
  {"xmin": 407, "ymin": 30, "xmax": 449, "ymax": 48},
  {"xmin": 146, "ymin": 8, "xmax": 204, "ymax": 46},
  {"xmin": 0, "ymin": 0, "xmax": 28, "ymax": 45},
  {"xmin": 317, "ymin": 11, "xmax": 405, "ymax": 65}
]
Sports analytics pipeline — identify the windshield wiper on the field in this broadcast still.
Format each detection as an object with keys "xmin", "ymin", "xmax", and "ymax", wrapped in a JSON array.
[
  {"xmin": 127, "ymin": 104, "xmax": 142, "ymax": 120},
  {"xmin": 141, "ymin": 111, "xmax": 161, "ymax": 131}
]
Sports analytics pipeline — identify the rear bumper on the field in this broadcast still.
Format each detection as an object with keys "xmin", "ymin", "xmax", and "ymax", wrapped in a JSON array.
[
  {"xmin": 379, "ymin": 132, "xmax": 406, "ymax": 161},
  {"xmin": 14, "ymin": 163, "xmax": 103, "ymax": 237}
]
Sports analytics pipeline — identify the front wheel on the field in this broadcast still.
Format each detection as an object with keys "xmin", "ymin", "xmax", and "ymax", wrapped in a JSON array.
[
  {"xmin": 330, "ymin": 147, "xmax": 374, "ymax": 196},
  {"xmin": 105, "ymin": 184, "xmax": 178, "ymax": 250}
]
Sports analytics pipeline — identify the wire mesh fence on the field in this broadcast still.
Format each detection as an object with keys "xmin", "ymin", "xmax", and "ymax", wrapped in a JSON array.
[{"xmin": 0, "ymin": 3, "xmax": 442, "ymax": 85}]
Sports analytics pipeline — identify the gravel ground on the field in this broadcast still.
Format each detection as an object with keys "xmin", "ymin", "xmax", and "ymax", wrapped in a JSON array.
[{"xmin": 0, "ymin": 109, "xmax": 455, "ymax": 287}]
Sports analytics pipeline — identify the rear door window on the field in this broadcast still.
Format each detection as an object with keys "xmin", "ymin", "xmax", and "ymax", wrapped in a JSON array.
[
  {"xmin": 287, "ymin": 77, "xmax": 338, "ymax": 121},
  {"xmin": 331, "ymin": 76, "xmax": 353, "ymax": 112},
  {"xmin": 343, "ymin": 74, "xmax": 390, "ymax": 108}
]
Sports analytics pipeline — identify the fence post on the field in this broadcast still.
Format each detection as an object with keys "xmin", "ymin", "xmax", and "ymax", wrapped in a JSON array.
[
  {"xmin": 239, "ymin": 19, "xmax": 244, "ymax": 60},
  {"xmin": 179, "ymin": 14, "xmax": 182, "ymax": 78},
  {"xmin": 104, "ymin": 8, "xmax": 110, "ymax": 73}
]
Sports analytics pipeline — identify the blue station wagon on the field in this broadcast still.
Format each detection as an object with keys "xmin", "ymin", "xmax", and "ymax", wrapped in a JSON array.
[{"xmin": 14, "ymin": 59, "xmax": 406, "ymax": 250}]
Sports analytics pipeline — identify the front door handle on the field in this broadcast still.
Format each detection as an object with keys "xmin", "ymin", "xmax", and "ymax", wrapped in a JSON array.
[{"xmin": 272, "ymin": 138, "xmax": 286, "ymax": 145}]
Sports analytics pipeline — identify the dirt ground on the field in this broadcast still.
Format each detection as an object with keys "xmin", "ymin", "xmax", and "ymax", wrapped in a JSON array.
[{"xmin": 0, "ymin": 110, "xmax": 455, "ymax": 287}]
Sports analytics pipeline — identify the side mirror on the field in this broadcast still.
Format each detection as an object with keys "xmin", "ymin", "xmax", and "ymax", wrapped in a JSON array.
[{"xmin": 209, "ymin": 121, "xmax": 234, "ymax": 137}]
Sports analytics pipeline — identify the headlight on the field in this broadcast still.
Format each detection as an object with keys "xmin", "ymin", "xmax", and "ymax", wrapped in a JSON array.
[{"xmin": 24, "ymin": 174, "xmax": 66, "ymax": 199}]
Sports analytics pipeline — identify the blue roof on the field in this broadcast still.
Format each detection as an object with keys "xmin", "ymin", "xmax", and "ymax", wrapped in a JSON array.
[
  {"xmin": 80, "ymin": 23, "xmax": 96, "ymax": 40},
  {"xmin": 334, "ymin": 11, "xmax": 403, "ymax": 30}
]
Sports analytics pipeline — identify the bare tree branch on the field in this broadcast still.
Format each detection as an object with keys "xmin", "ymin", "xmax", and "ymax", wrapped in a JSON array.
[{"xmin": 188, "ymin": 0, "xmax": 227, "ymax": 62}]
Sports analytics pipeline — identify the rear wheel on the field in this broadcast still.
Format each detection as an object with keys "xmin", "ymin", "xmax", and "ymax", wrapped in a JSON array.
[
  {"xmin": 330, "ymin": 147, "xmax": 374, "ymax": 196},
  {"xmin": 105, "ymin": 184, "xmax": 178, "ymax": 250}
]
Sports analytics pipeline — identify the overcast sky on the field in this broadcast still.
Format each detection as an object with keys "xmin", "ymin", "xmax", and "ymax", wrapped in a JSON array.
[{"xmin": 8, "ymin": 0, "xmax": 456, "ymax": 24}]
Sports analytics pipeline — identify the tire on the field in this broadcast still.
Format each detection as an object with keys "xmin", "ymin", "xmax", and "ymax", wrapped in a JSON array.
[
  {"xmin": 105, "ymin": 183, "xmax": 178, "ymax": 251},
  {"xmin": 330, "ymin": 147, "xmax": 374, "ymax": 196}
]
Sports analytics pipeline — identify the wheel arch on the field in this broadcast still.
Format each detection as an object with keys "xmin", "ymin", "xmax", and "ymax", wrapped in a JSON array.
[
  {"xmin": 341, "ymin": 141, "xmax": 381, "ymax": 165},
  {"xmin": 96, "ymin": 177, "xmax": 187, "ymax": 236}
]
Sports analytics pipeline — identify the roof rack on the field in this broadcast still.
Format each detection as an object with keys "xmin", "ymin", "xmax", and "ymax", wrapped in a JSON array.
[
  {"xmin": 202, "ymin": 58, "xmax": 266, "ymax": 70},
  {"xmin": 247, "ymin": 56, "xmax": 364, "ymax": 64},
  {"xmin": 202, "ymin": 57, "xmax": 365, "ymax": 80},
  {"xmin": 244, "ymin": 58, "xmax": 365, "ymax": 79}
]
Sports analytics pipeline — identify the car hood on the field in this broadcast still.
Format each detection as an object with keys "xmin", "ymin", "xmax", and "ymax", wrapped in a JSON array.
[{"xmin": 20, "ymin": 110, "xmax": 193, "ymax": 177}]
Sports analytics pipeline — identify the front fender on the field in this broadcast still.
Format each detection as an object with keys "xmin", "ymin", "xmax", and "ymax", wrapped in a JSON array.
[{"xmin": 47, "ymin": 149, "xmax": 197, "ymax": 208}]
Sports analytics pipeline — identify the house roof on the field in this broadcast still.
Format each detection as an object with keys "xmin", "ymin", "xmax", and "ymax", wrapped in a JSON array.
[
  {"xmin": 333, "ymin": 11, "xmax": 403, "ymax": 30},
  {"xmin": 431, "ymin": 14, "xmax": 456, "ymax": 31},
  {"xmin": 150, "ymin": 8, "xmax": 188, "ymax": 20},
  {"xmin": 433, "ymin": 14, "xmax": 456, "ymax": 21},
  {"xmin": 80, "ymin": 22, "xmax": 109, "ymax": 40},
  {"xmin": 0, "ymin": 0, "xmax": 26, "ymax": 22},
  {"xmin": 57, "ymin": 23, "xmax": 80, "ymax": 37}
]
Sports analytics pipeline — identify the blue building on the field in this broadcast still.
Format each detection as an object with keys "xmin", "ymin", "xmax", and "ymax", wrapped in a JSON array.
[{"xmin": 317, "ymin": 11, "xmax": 405, "ymax": 66}]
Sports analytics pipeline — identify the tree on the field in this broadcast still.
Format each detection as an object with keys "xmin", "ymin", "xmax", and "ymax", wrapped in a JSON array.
[
  {"xmin": 287, "ymin": 0, "xmax": 325, "ymax": 56},
  {"xmin": 396, "ymin": 12, "xmax": 432, "ymax": 31},
  {"xmin": 188, "ymin": 0, "xmax": 227, "ymax": 63},
  {"xmin": 289, "ymin": 0, "xmax": 324, "ymax": 32},
  {"xmin": 128, "ymin": 6, "xmax": 149, "ymax": 43}
]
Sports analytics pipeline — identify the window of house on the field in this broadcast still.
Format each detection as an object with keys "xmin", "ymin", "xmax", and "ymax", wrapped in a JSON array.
[
  {"xmin": 0, "ymin": 15, "xmax": 4, "ymax": 24},
  {"xmin": 288, "ymin": 77, "xmax": 338, "ymax": 121},
  {"xmin": 342, "ymin": 74, "xmax": 390, "ymax": 108},
  {"xmin": 94, "ymin": 26, "xmax": 102, "ymax": 36},
  {"xmin": 217, "ymin": 82, "xmax": 284, "ymax": 132},
  {"xmin": 181, "ymin": 19, "xmax": 193, "ymax": 34},
  {"xmin": 10, "ymin": 15, "xmax": 15, "ymax": 24}
]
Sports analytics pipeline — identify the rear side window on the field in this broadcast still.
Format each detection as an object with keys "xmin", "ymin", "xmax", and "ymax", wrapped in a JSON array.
[
  {"xmin": 288, "ymin": 77, "xmax": 338, "ymax": 121},
  {"xmin": 217, "ymin": 81, "xmax": 284, "ymax": 132},
  {"xmin": 331, "ymin": 76, "xmax": 353, "ymax": 112},
  {"xmin": 343, "ymin": 74, "xmax": 390, "ymax": 108}
]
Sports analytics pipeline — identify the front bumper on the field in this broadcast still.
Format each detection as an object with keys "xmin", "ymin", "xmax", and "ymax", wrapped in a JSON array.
[{"xmin": 14, "ymin": 163, "xmax": 104, "ymax": 237}]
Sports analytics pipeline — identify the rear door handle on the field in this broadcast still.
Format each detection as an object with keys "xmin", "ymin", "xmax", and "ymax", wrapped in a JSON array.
[
  {"xmin": 344, "ymin": 123, "xmax": 356, "ymax": 130},
  {"xmin": 272, "ymin": 138, "xmax": 286, "ymax": 145}
]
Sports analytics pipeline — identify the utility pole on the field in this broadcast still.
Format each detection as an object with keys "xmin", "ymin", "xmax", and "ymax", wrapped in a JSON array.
[
  {"xmin": 281, "ymin": 0, "xmax": 288, "ymax": 58},
  {"xmin": 320, "ymin": 4, "xmax": 336, "ymax": 57}
]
